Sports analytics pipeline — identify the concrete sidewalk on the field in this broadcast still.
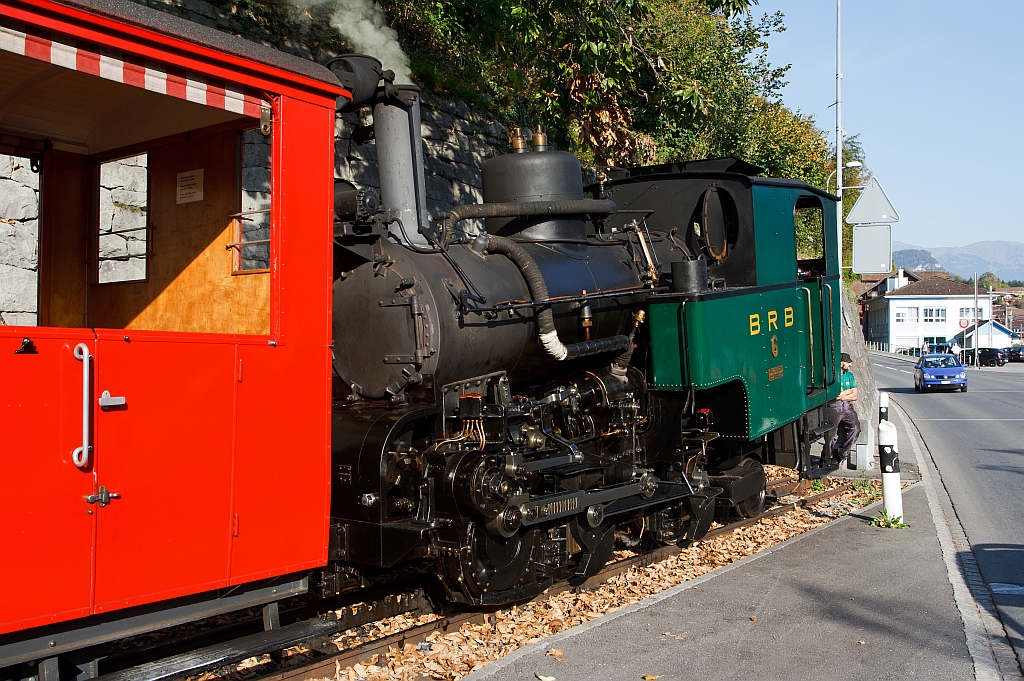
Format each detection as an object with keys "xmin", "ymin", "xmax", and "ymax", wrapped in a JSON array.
[{"xmin": 465, "ymin": 404, "xmax": 1023, "ymax": 681}]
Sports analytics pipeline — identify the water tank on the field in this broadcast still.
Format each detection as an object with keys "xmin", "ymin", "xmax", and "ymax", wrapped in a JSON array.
[{"xmin": 482, "ymin": 130, "xmax": 585, "ymax": 241}]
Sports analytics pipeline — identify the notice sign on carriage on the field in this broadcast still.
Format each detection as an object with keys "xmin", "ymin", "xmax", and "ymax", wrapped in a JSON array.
[{"xmin": 176, "ymin": 168, "xmax": 204, "ymax": 204}]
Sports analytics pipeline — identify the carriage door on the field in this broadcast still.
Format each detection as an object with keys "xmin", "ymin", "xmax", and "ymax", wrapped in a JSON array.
[
  {"xmin": 794, "ymin": 196, "xmax": 834, "ymax": 392},
  {"xmin": 0, "ymin": 330, "xmax": 97, "ymax": 630},
  {"xmin": 0, "ymin": 148, "xmax": 98, "ymax": 631}
]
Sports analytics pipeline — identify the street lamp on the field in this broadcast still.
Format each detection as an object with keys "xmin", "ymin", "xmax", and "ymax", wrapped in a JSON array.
[{"xmin": 827, "ymin": 160, "xmax": 863, "ymax": 194}]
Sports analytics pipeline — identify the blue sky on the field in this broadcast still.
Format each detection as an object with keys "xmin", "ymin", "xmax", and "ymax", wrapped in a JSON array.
[{"xmin": 754, "ymin": 1, "xmax": 1024, "ymax": 248}]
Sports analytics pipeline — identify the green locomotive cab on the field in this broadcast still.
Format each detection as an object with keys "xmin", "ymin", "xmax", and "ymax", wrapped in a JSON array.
[{"xmin": 601, "ymin": 157, "xmax": 842, "ymax": 485}]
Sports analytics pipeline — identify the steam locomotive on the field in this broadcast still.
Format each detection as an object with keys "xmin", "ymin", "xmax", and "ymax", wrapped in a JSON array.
[{"xmin": 325, "ymin": 56, "xmax": 842, "ymax": 605}]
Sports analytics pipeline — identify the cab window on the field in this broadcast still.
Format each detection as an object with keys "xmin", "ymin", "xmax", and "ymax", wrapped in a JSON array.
[{"xmin": 795, "ymin": 195, "xmax": 825, "ymax": 277}]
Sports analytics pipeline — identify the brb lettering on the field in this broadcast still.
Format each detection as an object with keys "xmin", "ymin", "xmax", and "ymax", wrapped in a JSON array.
[{"xmin": 749, "ymin": 307, "xmax": 794, "ymax": 335}]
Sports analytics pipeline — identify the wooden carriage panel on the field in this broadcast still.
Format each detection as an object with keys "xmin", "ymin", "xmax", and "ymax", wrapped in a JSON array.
[
  {"xmin": 87, "ymin": 127, "xmax": 271, "ymax": 335},
  {"xmin": 37, "ymin": 150, "xmax": 91, "ymax": 328}
]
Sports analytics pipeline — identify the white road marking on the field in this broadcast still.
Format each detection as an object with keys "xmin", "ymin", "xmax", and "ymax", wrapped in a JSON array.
[
  {"xmin": 915, "ymin": 419, "xmax": 1024, "ymax": 421},
  {"xmin": 990, "ymin": 583, "xmax": 1024, "ymax": 596},
  {"xmin": 899, "ymin": 370, "xmax": 911, "ymax": 374}
]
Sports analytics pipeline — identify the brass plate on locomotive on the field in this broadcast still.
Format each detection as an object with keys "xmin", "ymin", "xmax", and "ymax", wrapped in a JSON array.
[{"xmin": 768, "ymin": 365, "xmax": 784, "ymax": 381}]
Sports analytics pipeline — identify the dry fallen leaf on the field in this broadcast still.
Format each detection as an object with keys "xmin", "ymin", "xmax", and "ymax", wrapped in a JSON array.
[
  {"xmin": 643, "ymin": 676, "xmax": 662, "ymax": 680},
  {"xmin": 749, "ymin": 616, "xmax": 757, "ymax": 622},
  {"xmin": 546, "ymin": 648, "xmax": 564, "ymax": 657},
  {"xmin": 536, "ymin": 674, "xmax": 556, "ymax": 681}
]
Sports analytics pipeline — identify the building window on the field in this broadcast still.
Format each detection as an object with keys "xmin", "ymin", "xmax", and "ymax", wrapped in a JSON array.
[
  {"xmin": 958, "ymin": 307, "xmax": 981, "ymax": 320},
  {"xmin": 923, "ymin": 308, "xmax": 946, "ymax": 323},
  {"xmin": 97, "ymin": 153, "xmax": 148, "ymax": 283},
  {"xmin": 895, "ymin": 307, "xmax": 918, "ymax": 323}
]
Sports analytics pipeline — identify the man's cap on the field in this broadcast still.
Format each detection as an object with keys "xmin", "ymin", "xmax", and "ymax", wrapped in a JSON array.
[{"xmin": 840, "ymin": 352, "xmax": 853, "ymax": 363}]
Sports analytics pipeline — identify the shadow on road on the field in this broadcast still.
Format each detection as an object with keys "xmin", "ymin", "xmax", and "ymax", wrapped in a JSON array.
[{"xmin": 961, "ymin": 544, "xmax": 1024, "ymax": 666}]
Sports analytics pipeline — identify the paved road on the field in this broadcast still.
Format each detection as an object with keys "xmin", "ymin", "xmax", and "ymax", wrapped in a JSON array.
[{"xmin": 871, "ymin": 352, "xmax": 1024, "ymax": 667}]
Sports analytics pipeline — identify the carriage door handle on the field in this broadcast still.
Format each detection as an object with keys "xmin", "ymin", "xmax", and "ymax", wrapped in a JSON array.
[
  {"xmin": 72, "ymin": 344, "xmax": 92, "ymax": 468},
  {"xmin": 86, "ymin": 485, "xmax": 121, "ymax": 507},
  {"xmin": 98, "ymin": 390, "xmax": 126, "ymax": 409}
]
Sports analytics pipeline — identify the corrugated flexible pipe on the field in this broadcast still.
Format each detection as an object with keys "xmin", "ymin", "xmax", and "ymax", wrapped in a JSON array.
[{"xmin": 484, "ymin": 234, "xmax": 629, "ymax": 361}]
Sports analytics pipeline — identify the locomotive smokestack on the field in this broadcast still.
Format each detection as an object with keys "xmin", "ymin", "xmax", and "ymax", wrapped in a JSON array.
[{"xmin": 374, "ymin": 85, "xmax": 431, "ymax": 247}]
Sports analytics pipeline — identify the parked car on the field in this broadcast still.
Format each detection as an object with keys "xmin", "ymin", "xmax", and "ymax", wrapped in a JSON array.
[
  {"xmin": 915, "ymin": 354, "xmax": 968, "ymax": 392},
  {"xmin": 1010, "ymin": 347, "xmax": 1023, "ymax": 362},
  {"xmin": 962, "ymin": 348, "xmax": 1008, "ymax": 366},
  {"xmin": 979, "ymin": 348, "xmax": 1008, "ymax": 367}
]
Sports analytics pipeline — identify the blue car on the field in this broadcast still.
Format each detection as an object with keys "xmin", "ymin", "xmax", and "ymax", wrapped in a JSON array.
[{"xmin": 914, "ymin": 353, "xmax": 968, "ymax": 392}]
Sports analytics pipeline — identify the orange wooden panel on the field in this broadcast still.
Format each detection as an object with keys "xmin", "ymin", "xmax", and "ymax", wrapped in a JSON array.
[
  {"xmin": 38, "ymin": 150, "xmax": 91, "ymax": 328},
  {"xmin": 87, "ymin": 128, "xmax": 270, "ymax": 335}
]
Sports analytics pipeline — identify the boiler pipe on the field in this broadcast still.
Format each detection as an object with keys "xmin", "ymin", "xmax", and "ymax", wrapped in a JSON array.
[{"xmin": 438, "ymin": 199, "xmax": 617, "ymax": 227}]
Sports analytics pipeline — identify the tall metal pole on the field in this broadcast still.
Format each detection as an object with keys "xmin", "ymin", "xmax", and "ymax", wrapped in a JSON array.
[
  {"xmin": 836, "ymin": 0, "xmax": 843, "ymax": 267},
  {"xmin": 973, "ymin": 272, "xmax": 979, "ymax": 354},
  {"xmin": 989, "ymin": 286, "xmax": 994, "ymax": 348}
]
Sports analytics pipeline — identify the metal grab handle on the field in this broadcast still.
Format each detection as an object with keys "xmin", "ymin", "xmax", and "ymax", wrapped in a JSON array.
[
  {"xmin": 800, "ymin": 287, "xmax": 816, "ymax": 390},
  {"xmin": 822, "ymin": 283, "xmax": 837, "ymax": 386},
  {"xmin": 99, "ymin": 390, "xmax": 126, "ymax": 409},
  {"xmin": 72, "ymin": 343, "xmax": 92, "ymax": 468}
]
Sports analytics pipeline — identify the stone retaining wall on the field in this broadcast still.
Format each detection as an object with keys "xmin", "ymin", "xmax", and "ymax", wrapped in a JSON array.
[{"xmin": 0, "ymin": 155, "xmax": 39, "ymax": 326}]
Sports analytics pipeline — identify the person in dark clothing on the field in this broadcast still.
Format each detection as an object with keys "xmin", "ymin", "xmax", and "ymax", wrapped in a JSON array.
[{"xmin": 824, "ymin": 352, "xmax": 860, "ymax": 468}]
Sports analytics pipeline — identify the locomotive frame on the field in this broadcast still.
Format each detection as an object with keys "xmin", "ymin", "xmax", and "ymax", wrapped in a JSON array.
[{"xmin": 1, "ymin": 3, "xmax": 841, "ymax": 679}]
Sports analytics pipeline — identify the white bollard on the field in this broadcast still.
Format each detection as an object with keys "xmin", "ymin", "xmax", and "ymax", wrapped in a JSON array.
[
  {"xmin": 879, "ymin": 392, "xmax": 889, "ymax": 423},
  {"xmin": 878, "ymin": 420, "xmax": 903, "ymax": 521}
]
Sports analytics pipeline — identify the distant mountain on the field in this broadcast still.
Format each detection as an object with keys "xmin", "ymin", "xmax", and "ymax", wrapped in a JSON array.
[
  {"xmin": 892, "ymin": 240, "xmax": 924, "ymax": 252},
  {"xmin": 893, "ymin": 249, "xmax": 944, "ymax": 272},
  {"xmin": 928, "ymin": 241, "xmax": 1024, "ymax": 281}
]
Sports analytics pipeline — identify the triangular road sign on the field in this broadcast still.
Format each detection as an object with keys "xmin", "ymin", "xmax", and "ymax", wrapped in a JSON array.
[{"xmin": 846, "ymin": 177, "xmax": 899, "ymax": 224}]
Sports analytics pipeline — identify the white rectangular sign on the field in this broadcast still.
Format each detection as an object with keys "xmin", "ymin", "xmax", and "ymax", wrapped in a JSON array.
[
  {"xmin": 176, "ymin": 169, "xmax": 204, "ymax": 204},
  {"xmin": 852, "ymin": 224, "xmax": 892, "ymax": 274}
]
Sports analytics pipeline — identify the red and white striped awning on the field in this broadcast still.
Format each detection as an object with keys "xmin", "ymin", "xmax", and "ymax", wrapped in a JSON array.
[{"xmin": 0, "ymin": 19, "xmax": 267, "ymax": 118}]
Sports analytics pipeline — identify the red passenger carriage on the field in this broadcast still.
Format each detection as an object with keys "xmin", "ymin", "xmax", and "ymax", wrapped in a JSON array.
[{"xmin": 0, "ymin": 0, "xmax": 347, "ymax": 668}]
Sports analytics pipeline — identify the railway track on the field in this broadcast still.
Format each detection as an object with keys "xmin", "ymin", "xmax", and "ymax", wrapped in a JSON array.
[
  {"xmin": 258, "ymin": 477, "xmax": 854, "ymax": 681},
  {"xmin": 83, "ymin": 475, "xmax": 857, "ymax": 681}
]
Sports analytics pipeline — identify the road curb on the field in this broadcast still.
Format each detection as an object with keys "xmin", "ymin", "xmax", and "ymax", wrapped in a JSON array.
[{"xmin": 890, "ymin": 398, "xmax": 1023, "ymax": 680}]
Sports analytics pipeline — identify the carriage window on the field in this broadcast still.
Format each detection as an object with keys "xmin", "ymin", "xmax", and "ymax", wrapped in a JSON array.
[
  {"xmin": 794, "ymin": 195, "xmax": 825, "ymax": 277},
  {"xmin": 97, "ymin": 154, "xmax": 148, "ymax": 283},
  {"xmin": 233, "ymin": 129, "xmax": 271, "ymax": 273},
  {"xmin": 0, "ymin": 154, "xmax": 40, "ymax": 326}
]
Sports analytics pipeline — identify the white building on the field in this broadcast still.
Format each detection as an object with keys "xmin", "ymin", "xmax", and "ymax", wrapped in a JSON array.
[
  {"xmin": 865, "ymin": 277, "xmax": 996, "ymax": 351},
  {"xmin": 950, "ymin": 320, "xmax": 1020, "ymax": 351}
]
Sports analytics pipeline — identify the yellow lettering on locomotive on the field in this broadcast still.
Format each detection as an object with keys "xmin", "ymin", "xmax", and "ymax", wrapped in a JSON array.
[
  {"xmin": 749, "ymin": 314, "xmax": 760, "ymax": 336},
  {"xmin": 767, "ymin": 310, "xmax": 778, "ymax": 330},
  {"xmin": 784, "ymin": 307, "xmax": 794, "ymax": 327}
]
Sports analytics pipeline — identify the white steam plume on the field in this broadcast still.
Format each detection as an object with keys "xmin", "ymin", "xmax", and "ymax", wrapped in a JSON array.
[{"xmin": 298, "ymin": 0, "xmax": 413, "ymax": 85}]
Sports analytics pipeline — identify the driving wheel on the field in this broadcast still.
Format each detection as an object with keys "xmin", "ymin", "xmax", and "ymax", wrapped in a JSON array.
[{"xmin": 734, "ymin": 458, "xmax": 767, "ymax": 519}]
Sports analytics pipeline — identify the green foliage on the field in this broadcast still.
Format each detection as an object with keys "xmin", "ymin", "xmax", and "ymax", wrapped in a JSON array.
[
  {"xmin": 213, "ymin": 0, "xmax": 850, "ymax": 195},
  {"xmin": 379, "ymin": 0, "xmax": 832, "ymax": 175},
  {"xmin": 810, "ymin": 478, "xmax": 825, "ymax": 492},
  {"xmin": 869, "ymin": 508, "xmax": 908, "ymax": 529}
]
